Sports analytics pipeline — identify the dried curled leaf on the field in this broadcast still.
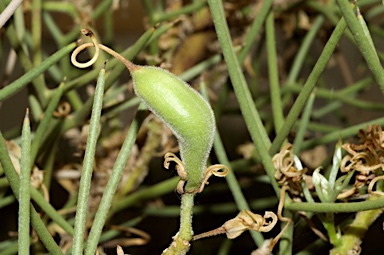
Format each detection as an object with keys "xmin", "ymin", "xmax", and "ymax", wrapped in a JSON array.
[
  {"xmin": 164, "ymin": 152, "xmax": 187, "ymax": 179},
  {"xmin": 195, "ymin": 164, "xmax": 229, "ymax": 193},
  {"xmin": 223, "ymin": 210, "xmax": 277, "ymax": 239},
  {"xmin": 163, "ymin": 152, "xmax": 229, "ymax": 194},
  {"xmin": 339, "ymin": 124, "xmax": 384, "ymax": 198},
  {"xmin": 341, "ymin": 124, "xmax": 384, "ymax": 171},
  {"xmin": 193, "ymin": 210, "xmax": 277, "ymax": 241},
  {"xmin": 273, "ymin": 143, "xmax": 307, "ymax": 194},
  {"xmin": 163, "ymin": 152, "xmax": 188, "ymax": 194}
]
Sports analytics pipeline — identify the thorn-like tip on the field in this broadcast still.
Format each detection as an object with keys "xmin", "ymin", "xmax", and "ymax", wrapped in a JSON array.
[
  {"xmin": 25, "ymin": 108, "xmax": 29, "ymax": 119},
  {"xmin": 81, "ymin": 28, "xmax": 93, "ymax": 37},
  {"xmin": 356, "ymin": 6, "xmax": 361, "ymax": 16},
  {"xmin": 103, "ymin": 60, "xmax": 108, "ymax": 69}
]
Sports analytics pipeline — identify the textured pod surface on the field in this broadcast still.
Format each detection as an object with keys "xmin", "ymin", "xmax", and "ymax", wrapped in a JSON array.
[{"xmin": 131, "ymin": 65, "xmax": 215, "ymax": 191}]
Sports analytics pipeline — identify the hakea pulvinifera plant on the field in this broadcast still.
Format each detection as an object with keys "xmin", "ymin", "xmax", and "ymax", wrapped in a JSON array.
[
  {"xmin": 71, "ymin": 28, "xmax": 231, "ymax": 254},
  {"xmin": 340, "ymin": 124, "xmax": 384, "ymax": 197}
]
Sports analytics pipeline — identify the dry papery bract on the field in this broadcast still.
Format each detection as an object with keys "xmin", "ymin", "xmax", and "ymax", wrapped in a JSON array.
[{"xmin": 340, "ymin": 124, "xmax": 384, "ymax": 198}]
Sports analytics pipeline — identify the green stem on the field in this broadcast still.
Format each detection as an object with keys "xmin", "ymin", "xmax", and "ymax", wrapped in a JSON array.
[
  {"xmin": 91, "ymin": 0, "xmax": 113, "ymax": 20},
  {"xmin": 200, "ymin": 82, "xmax": 264, "ymax": 246},
  {"xmin": 213, "ymin": 128, "xmax": 265, "ymax": 246},
  {"xmin": 42, "ymin": 1, "xmax": 76, "ymax": 15},
  {"xmin": 30, "ymin": 82, "xmax": 64, "ymax": 166},
  {"xmin": 286, "ymin": 15, "xmax": 325, "ymax": 84},
  {"xmin": 110, "ymin": 177, "xmax": 179, "ymax": 215},
  {"xmin": 286, "ymin": 197, "xmax": 384, "ymax": 212},
  {"xmin": 293, "ymin": 91, "xmax": 316, "ymax": 154},
  {"xmin": 238, "ymin": 0, "xmax": 273, "ymax": 64},
  {"xmin": 266, "ymin": 10, "xmax": 284, "ymax": 133},
  {"xmin": 32, "ymin": 0, "xmax": 42, "ymax": 67},
  {"xmin": 0, "ymin": 133, "xmax": 64, "ymax": 255},
  {"xmin": 330, "ymin": 196, "xmax": 383, "ymax": 255},
  {"xmin": 0, "ymin": 133, "xmax": 74, "ymax": 236},
  {"xmin": 207, "ymin": 0, "xmax": 281, "ymax": 196},
  {"xmin": 72, "ymin": 65, "xmax": 106, "ymax": 255},
  {"xmin": 0, "ymin": 195, "xmax": 15, "ymax": 209},
  {"xmin": 302, "ymin": 116, "xmax": 384, "ymax": 149},
  {"xmin": 162, "ymin": 193, "xmax": 195, "ymax": 255},
  {"xmin": 0, "ymin": 43, "xmax": 76, "ymax": 102},
  {"xmin": 269, "ymin": 17, "xmax": 346, "ymax": 155},
  {"xmin": 323, "ymin": 213, "xmax": 340, "ymax": 246},
  {"xmin": 285, "ymin": 84, "xmax": 384, "ymax": 110},
  {"xmin": 152, "ymin": 0, "xmax": 206, "ymax": 23},
  {"xmin": 84, "ymin": 105, "xmax": 147, "ymax": 255},
  {"xmin": 179, "ymin": 193, "xmax": 195, "ymax": 240},
  {"xmin": 336, "ymin": 0, "xmax": 384, "ymax": 92},
  {"xmin": 18, "ymin": 110, "xmax": 31, "ymax": 255}
]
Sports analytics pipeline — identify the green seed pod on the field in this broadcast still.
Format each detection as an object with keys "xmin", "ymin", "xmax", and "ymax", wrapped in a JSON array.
[
  {"xmin": 71, "ymin": 29, "xmax": 216, "ymax": 193},
  {"xmin": 130, "ymin": 64, "xmax": 215, "ymax": 192}
]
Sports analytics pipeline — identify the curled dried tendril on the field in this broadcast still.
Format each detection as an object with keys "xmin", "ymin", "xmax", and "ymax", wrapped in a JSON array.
[
  {"xmin": 341, "ymin": 124, "xmax": 384, "ymax": 168},
  {"xmin": 164, "ymin": 152, "xmax": 187, "ymax": 179},
  {"xmin": 192, "ymin": 210, "xmax": 278, "ymax": 241},
  {"xmin": 53, "ymin": 102, "xmax": 71, "ymax": 118},
  {"xmin": 368, "ymin": 175, "xmax": 384, "ymax": 196},
  {"xmin": 270, "ymin": 144, "xmax": 301, "ymax": 250},
  {"xmin": 164, "ymin": 152, "xmax": 188, "ymax": 194},
  {"xmin": 340, "ymin": 152, "xmax": 381, "ymax": 173},
  {"xmin": 195, "ymin": 164, "xmax": 229, "ymax": 193},
  {"xmin": 339, "ymin": 124, "xmax": 384, "ymax": 198},
  {"xmin": 268, "ymin": 185, "xmax": 292, "ymax": 250},
  {"xmin": 71, "ymin": 28, "xmax": 135, "ymax": 71},
  {"xmin": 338, "ymin": 153, "xmax": 378, "ymax": 199},
  {"xmin": 71, "ymin": 30, "xmax": 100, "ymax": 68},
  {"xmin": 164, "ymin": 153, "xmax": 229, "ymax": 194},
  {"xmin": 273, "ymin": 143, "xmax": 307, "ymax": 194}
]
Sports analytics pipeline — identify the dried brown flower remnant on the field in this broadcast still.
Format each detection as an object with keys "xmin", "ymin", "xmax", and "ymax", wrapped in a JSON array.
[
  {"xmin": 192, "ymin": 210, "xmax": 277, "ymax": 241},
  {"xmin": 273, "ymin": 143, "xmax": 307, "ymax": 194},
  {"xmin": 339, "ymin": 124, "xmax": 384, "ymax": 198},
  {"xmin": 342, "ymin": 124, "xmax": 384, "ymax": 170},
  {"xmin": 195, "ymin": 164, "xmax": 228, "ymax": 193},
  {"xmin": 164, "ymin": 152, "xmax": 228, "ymax": 194}
]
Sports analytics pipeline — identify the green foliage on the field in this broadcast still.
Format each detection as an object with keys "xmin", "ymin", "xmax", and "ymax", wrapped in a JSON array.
[{"xmin": 1, "ymin": 0, "xmax": 384, "ymax": 255}]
